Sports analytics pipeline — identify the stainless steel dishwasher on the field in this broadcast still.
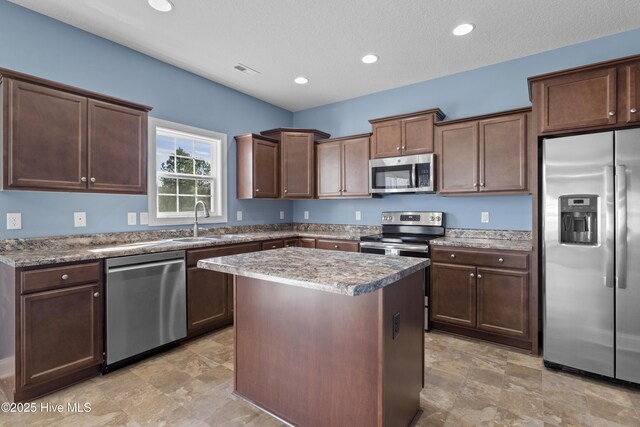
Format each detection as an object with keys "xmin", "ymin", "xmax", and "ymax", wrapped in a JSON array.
[{"xmin": 104, "ymin": 251, "xmax": 186, "ymax": 371}]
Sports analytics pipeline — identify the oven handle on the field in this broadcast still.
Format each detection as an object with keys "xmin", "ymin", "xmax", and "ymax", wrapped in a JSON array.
[{"xmin": 359, "ymin": 242, "xmax": 429, "ymax": 253}]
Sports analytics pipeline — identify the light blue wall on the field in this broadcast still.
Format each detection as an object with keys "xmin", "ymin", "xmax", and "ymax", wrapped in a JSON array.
[
  {"xmin": 0, "ymin": 0, "xmax": 293, "ymax": 238},
  {"xmin": 293, "ymin": 28, "xmax": 640, "ymax": 230}
]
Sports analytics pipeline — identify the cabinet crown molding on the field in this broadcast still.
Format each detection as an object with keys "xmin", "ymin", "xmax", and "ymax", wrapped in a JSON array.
[{"xmin": 368, "ymin": 107, "xmax": 446, "ymax": 124}]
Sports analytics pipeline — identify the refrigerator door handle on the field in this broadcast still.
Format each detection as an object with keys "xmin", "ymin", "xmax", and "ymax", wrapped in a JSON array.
[
  {"xmin": 605, "ymin": 165, "xmax": 615, "ymax": 288},
  {"xmin": 616, "ymin": 165, "xmax": 628, "ymax": 289}
]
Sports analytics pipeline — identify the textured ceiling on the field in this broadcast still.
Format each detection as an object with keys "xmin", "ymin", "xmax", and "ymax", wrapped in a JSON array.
[{"xmin": 9, "ymin": 0, "xmax": 640, "ymax": 111}]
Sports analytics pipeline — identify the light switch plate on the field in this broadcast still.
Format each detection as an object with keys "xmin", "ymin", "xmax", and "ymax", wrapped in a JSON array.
[
  {"xmin": 127, "ymin": 212, "xmax": 137, "ymax": 225},
  {"xmin": 280, "ymin": 211, "xmax": 285, "ymax": 220},
  {"xmin": 304, "ymin": 211, "xmax": 309, "ymax": 220},
  {"xmin": 140, "ymin": 212, "xmax": 149, "ymax": 225},
  {"xmin": 355, "ymin": 211, "xmax": 362, "ymax": 221},
  {"xmin": 481, "ymin": 211, "xmax": 490, "ymax": 223},
  {"xmin": 74, "ymin": 212, "xmax": 87, "ymax": 228},
  {"xmin": 237, "ymin": 211, "xmax": 243, "ymax": 221},
  {"xmin": 7, "ymin": 213, "xmax": 22, "ymax": 230}
]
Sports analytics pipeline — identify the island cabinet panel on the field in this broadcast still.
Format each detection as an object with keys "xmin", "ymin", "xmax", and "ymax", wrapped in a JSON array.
[
  {"xmin": 430, "ymin": 247, "xmax": 532, "ymax": 351},
  {"xmin": 186, "ymin": 242, "xmax": 261, "ymax": 337},
  {"xmin": 4, "ymin": 79, "xmax": 87, "ymax": 191},
  {"xmin": 436, "ymin": 121, "xmax": 478, "ymax": 194},
  {"xmin": 87, "ymin": 100, "xmax": 146, "ymax": 194},
  {"xmin": 234, "ymin": 271, "xmax": 424, "ymax": 427},
  {"xmin": 1, "ymin": 68, "xmax": 152, "ymax": 193},
  {"xmin": 235, "ymin": 133, "xmax": 279, "ymax": 199},
  {"xmin": 626, "ymin": 62, "xmax": 640, "ymax": 124},
  {"xmin": 315, "ymin": 239, "xmax": 359, "ymax": 252}
]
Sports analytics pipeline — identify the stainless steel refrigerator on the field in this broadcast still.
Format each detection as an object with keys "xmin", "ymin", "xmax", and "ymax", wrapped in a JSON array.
[{"xmin": 543, "ymin": 128, "xmax": 640, "ymax": 383}]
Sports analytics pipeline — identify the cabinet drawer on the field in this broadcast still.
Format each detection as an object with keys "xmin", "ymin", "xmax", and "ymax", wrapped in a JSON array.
[
  {"xmin": 299, "ymin": 238, "xmax": 316, "ymax": 248},
  {"xmin": 187, "ymin": 243, "xmax": 261, "ymax": 266},
  {"xmin": 432, "ymin": 248, "xmax": 528, "ymax": 270},
  {"xmin": 315, "ymin": 239, "xmax": 359, "ymax": 252},
  {"xmin": 262, "ymin": 240, "xmax": 285, "ymax": 250},
  {"xmin": 21, "ymin": 262, "xmax": 100, "ymax": 294},
  {"xmin": 284, "ymin": 238, "xmax": 299, "ymax": 248}
]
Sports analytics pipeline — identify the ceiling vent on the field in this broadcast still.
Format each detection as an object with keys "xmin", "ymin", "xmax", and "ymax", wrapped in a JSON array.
[{"xmin": 234, "ymin": 63, "xmax": 260, "ymax": 77}]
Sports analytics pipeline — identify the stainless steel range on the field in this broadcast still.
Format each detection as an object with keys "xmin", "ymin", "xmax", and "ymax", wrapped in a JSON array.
[{"xmin": 360, "ymin": 211, "xmax": 445, "ymax": 330}]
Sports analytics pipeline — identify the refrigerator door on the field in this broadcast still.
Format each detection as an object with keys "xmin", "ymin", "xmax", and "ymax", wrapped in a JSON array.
[
  {"xmin": 615, "ymin": 128, "xmax": 640, "ymax": 383},
  {"xmin": 543, "ymin": 132, "xmax": 615, "ymax": 377}
]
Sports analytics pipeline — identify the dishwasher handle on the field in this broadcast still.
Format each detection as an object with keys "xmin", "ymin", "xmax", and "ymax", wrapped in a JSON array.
[{"xmin": 107, "ymin": 258, "xmax": 185, "ymax": 274}]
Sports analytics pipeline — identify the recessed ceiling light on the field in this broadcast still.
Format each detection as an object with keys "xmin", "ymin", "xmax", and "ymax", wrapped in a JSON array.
[
  {"xmin": 361, "ymin": 54, "xmax": 379, "ymax": 64},
  {"xmin": 148, "ymin": 0, "xmax": 173, "ymax": 12},
  {"xmin": 453, "ymin": 23, "xmax": 475, "ymax": 36},
  {"xmin": 294, "ymin": 77, "xmax": 309, "ymax": 85}
]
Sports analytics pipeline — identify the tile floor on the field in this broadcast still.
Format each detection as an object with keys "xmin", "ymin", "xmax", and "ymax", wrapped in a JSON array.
[{"xmin": 1, "ymin": 328, "xmax": 639, "ymax": 426}]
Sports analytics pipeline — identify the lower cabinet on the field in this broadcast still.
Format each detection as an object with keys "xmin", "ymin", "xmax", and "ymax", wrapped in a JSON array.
[
  {"xmin": 261, "ymin": 239, "xmax": 285, "ymax": 250},
  {"xmin": 430, "ymin": 247, "xmax": 531, "ymax": 350},
  {"xmin": 315, "ymin": 239, "xmax": 359, "ymax": 252},
  {"xmin": 298, "ymin": 238, "xmax": 316, "ymax": 248},
  {"xmin": 284, "ymin": 238, "xmax": 298, "ymax": 248}
]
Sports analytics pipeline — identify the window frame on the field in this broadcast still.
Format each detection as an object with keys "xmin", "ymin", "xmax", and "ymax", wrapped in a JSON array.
[{"xmin": 148, "ymin": 117, "xmax": 227, "ymax": 226}]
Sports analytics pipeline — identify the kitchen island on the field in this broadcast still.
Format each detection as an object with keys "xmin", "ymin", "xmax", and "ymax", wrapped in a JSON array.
[{"xmin": 198, "ymin": 247, "xmax": 429, "ymax": 427}]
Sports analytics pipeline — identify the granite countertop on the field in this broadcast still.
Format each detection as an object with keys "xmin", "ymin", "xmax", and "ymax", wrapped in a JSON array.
[
  {"xmin": 198, "ymin": 247, "xmax": 429, "ymax": 296},
  {"xmin": 0, "ymin": 230, "xmax": 374, "ymax": 268},
  {"xmin": 429, "ymin": 237, "xmax": 533, "ymax": 252}
]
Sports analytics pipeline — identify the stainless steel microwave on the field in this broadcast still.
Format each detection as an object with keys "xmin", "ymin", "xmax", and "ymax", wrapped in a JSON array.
[{"xmin": 369, "ymin": 153, "xmax": 435, "ymax": 194}]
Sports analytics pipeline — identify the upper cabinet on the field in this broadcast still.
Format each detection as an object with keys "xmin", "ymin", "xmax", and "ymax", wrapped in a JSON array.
[
  {"xmin": 528, "ymin": 55, "xmax": 640, "ymax": 134},
  {"xmin": 235, "ymin": 133, "xmax": 279, "ymax": 199},
  {"xmin": 436, "ymin": 109, "xmax": 529, "ymax": 195},
  {"xmin": 0, "ymin": 68, "xmax": 151, "ymax": 194},
  {"xmin": 369, "ymin": 108, "xmax": 445, "ymax": 159},
  {"xmin": 260, "ymin": 128, "xmax": 330, "ymax": 199},
  {"xmin": 316, "ymin": 134, "xmax": 370, "ymax": 199}
]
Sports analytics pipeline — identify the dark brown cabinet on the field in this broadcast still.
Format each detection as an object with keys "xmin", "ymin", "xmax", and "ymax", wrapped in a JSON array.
[
  {"xmin": 430, "ymin": 247, "xmax": 531, "ymax": 350},
  {"xmin": 261, "ymin": 128, "xmax": 330, "ymax": 199},
  {"xmin": 261, "ymin": 239, "xmax": 285, "ymax": 250},
  {"xmin": 0, "ymin": 261, "xmax": 103, "ymax": 402},
  {"xmin": 317, "ymin": 134, "xmax": 370, "ymax": 198},
  {"xmin": 1, "ymin": 68, "xmax": 151, "ymax": 194},
  {"xmin": 436, "ymin": 109, "xmax": 529, "ymax": 195},
  {"xmin": 284, "ymin": 238, "xmax": 298, "ymax": 248},
  {"xmin": 315, "ymin": 239, "xmax": 359, "ymax": 252},
  {"xmin": 235, "ymin": 133, "xmax": 279, "ymax": 199},
  {"xmin": 186, "ymin": 243, "xmax": 261, "ymax": 337},
  {"xmin": 369, "ymin": 109, "xmax": 445, "ymax": 159},
  {"xmin": 528, "ymin": 55, "xmax": 640, "ymax": 134},
  {"xmin": 298, "ymin": 238, "xmax": 316, "ymax": 248}
]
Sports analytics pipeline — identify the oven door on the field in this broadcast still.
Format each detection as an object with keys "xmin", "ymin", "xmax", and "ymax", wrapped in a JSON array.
[
  {"xmin": 369, "ymin": 153, "xmax": 434, "ymax": 194},
  {"xmin": 360, "ymin": 242, "xmax": 432, "ymax": 330}
]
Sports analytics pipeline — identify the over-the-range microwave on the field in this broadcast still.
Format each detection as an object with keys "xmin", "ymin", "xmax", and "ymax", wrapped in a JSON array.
[{"xmin": 369, "ymin": 153, "xmax": 435, "ymax": 194}]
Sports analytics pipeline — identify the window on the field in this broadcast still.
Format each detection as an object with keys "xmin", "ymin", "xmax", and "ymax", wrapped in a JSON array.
[{"xmin": 148, "ymin": 118, "xmax": 227, "ymax": 225}]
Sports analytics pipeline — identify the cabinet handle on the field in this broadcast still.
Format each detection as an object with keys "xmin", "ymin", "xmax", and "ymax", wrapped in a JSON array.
[
  {"xmin": 90, "ymin": 177, "xmax": 96, "ymax": 183},
  {"xmin": 477, "ymin": 274, "xmax": 482, "ymax": 279},
  {"xmin": 631, "ymin": 108, "xmax": 638, "ymax": 113},
  {"xmin": 396, "ymin": 147, "xmax": 401, "ymax": 151},
  {"xmin": 342, "ymin": 188, "xmax": 347, "ymax": 192},
  {"xmin": 256, "ymin": 188, "xmax": 260, "ymax": 192},
  {"xmin": 81, "ymin": 177, "xmax": 87, "ymax": 182},
  {"xmin": 473, "ymin": 182, "xmax": 478, "ymax": 188},
  {"xmin": 609, "ymin": 111, "xmax": 616, "ymax": 116},
  {"xmin": 93, "ymin": 292, "xmax": 100, "ymax": 298},
  {"xmin": 284, "ymin": 189, "xmax": 288, "ymax": 193},
  {"xmin": 450, "ymin": 254, "xmax": 456, "ymax": 259},
  {"xmin": 61, "ymin": 274, "xmax": 69, "ymax": 280},
  {"xmin": 334, "ymin": 245, "xmax": 339, "ymax": 249},
  {"xmin": 480, "ymin": 182, "xmax": 485, "ymax": 187},
  {"xmin": 498, "ymin": 257, "xmax": 504, "ymax": 263},
  {"xmin": 272, "ymin": 245, "xmax": 276, "ymax": 249},
  {"xmin": 470, "ymin": 273, "xmax": 475, "ymax": 278},
  {"xmin": 402, "ymin": 146, "xmax": 406, "ymax": 150}
]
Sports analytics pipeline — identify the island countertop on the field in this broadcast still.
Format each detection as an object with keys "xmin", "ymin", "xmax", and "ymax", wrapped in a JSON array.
[{"xmin": 197, "ymin": 247, "xmax": 429, "ymax": 296}]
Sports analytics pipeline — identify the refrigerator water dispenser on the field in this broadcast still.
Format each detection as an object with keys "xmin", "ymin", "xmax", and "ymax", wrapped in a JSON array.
[{"xmin": 560, "ymin": 195, "xmax": 598, "ymax": 245}]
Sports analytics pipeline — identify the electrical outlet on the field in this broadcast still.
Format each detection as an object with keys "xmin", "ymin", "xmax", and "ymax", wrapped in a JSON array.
[
  {"xmin": 140, "ymin": 212, "xmax": 149, "ymax": 225},
  {"xmin": 280, "ymin": 211, "xmax": 285, "ymax": 220},
  {"xmin": 237, "ymin": 211, "xmax": 243, "ymax": 221},
  {"xmin": 74, "ymin": 212, "xmax": 87, "ymax": 228},
  {"xmin": 6, "ymin": 213, "xmax": 21, "ymax": 230},
  {"xmin": 481, "ymin": 211, "xmax": 490, "ymax": 223},
  {"xmin": 127, "ymin": 212, "xmax": 137, "ymax": 225},
  {"xmin": 304, "ymin": 211, "xmax": 309, "ymax": 220},
  {"xmin": 355, "ymin": 211, "xmax": 362, "ymax": 221}
]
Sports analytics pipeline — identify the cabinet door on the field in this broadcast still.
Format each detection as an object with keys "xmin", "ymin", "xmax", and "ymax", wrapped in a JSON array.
[
  {"xmin": 281, "ymin": 132, "xmax": 314, "ymax": 198},
  {"xmin": 436, "ymin": 121, "xmax": 479, "ymax": 194},
  {"xmin": 402, "ymin": 114, "xmax": 434, "ymax": 155},
  {"xmin": 317, "ymin": 141, "xmax": 342, "ymax": 198},
  {"xmin": 254, "ymin": 139, "xmax": 279, "ymax": 198},
  {"xmin": 626, "ymin": 63, "xmax": 640, "ymax": 124},
  {"xmin": 88, "ymin": 100, "xmax": 146, "ymax": 194},
  {"xmin": 479, "ymin": 113, "xmax": 527, "ymax": 192},
  {"xmin": 431, "ymin": 263, "xmax": 476, "ymax": 327},
  {"xmin": 187, "ymin": 267, "xmax": 228, "ymax": 335},
  {"xmin": 539, "ymin": 67, "xmax": 617, "ymax": 133},
  {"xmin": 298, "ymin": 238, "xmax": 316, "ymax": 248},
  {"xmin": 20, "ymin": 283, "xmax": 101, "ymax": 389},
  {"xmin": 342, "ymin": 137, "xmax": 370, "ymax": 197},
  {"xmin": 476, "ymin": 268, "xmax": 529, "ymax": 339},
  {"xmin": 371, "ymin": 120, "xmax": 401, "ymax": 158},
  {"xmin": 6, "ymin": 79, "xmax": 87, "ymax": 191}
]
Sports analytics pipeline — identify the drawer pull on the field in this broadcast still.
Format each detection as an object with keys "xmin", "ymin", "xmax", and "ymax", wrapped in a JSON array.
[
  {"xmin": 450, "ymin": 254, "xmax": 456, "ymax": 259},
  {"xmin": 334, "ymin": 245, "xmax": 339, "ymax": 249},
  {"xmin": 470, "ymin": 273, "xmax": 475, "ymax": 278},
  {"xmin": 631, "ymin": 108, "xmax": 638, "ymax": 113},
  {"xmin": 272, "ymin": 245, "xmax": 276, "ymax": 249},
  {"xmin": 93, "ymin": 292, "xmax": 100, "ymax": 298},
  {"xmin": 477, "ymin": 274, "xmax": 482, "ymax": 279},
  {"xmin": 609, "ymin": 111, "xmax": 616, "ymax": 116},
  {"xmin": 61, "ymin": 274, "xmax": 69, "ymax": 280},
  {"xmin": 498, "ymin": 258, "xmax": 504, "ymax": 263}
]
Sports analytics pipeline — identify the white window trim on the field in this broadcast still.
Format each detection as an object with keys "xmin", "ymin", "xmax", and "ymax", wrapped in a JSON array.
[{"xmin": 148, "ymin": 117, "xmax": 227, "ymax": 226}]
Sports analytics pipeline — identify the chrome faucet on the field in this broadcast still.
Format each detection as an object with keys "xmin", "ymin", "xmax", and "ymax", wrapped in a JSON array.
[{"xmin": 193, "ymin": 200, "xmax": 210, "ymax": 237}]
